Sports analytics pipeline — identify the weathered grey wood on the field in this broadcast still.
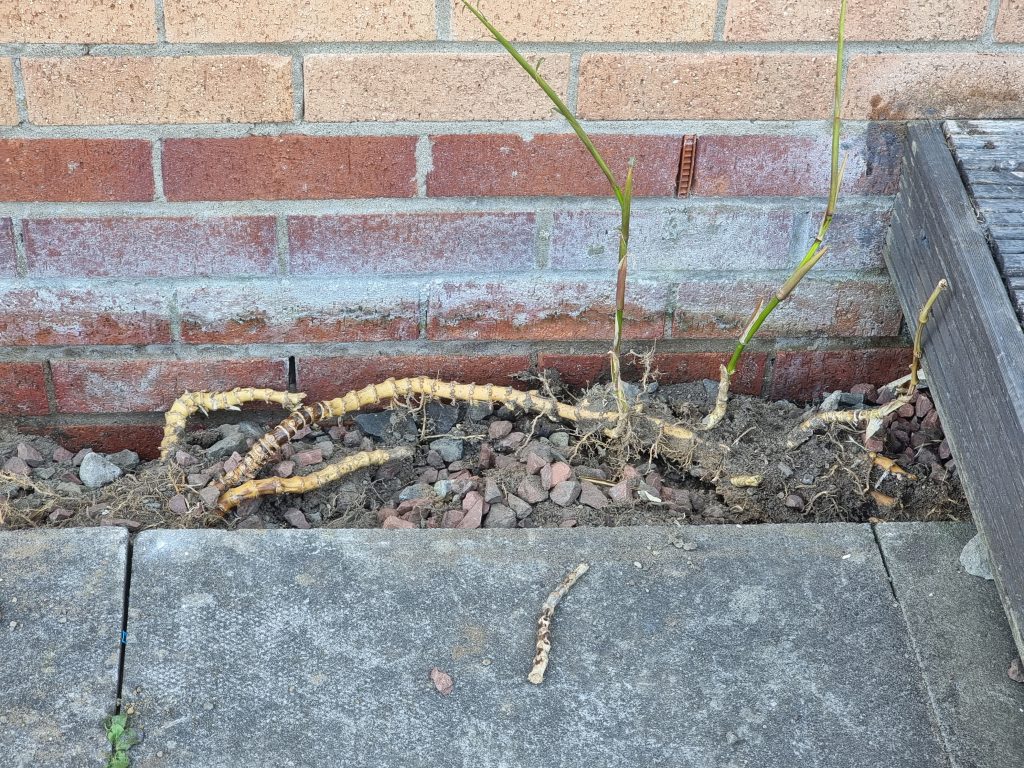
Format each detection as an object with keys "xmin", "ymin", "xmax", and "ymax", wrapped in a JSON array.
[{"xmin": 886, "ymin": 122, "xmax": 1024, "ymax": 657}]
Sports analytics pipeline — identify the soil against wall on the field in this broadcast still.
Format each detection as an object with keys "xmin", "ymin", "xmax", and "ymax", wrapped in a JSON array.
[{"xmin": 0, "ymin": 377, "xmax": 965, "ymax": 532}]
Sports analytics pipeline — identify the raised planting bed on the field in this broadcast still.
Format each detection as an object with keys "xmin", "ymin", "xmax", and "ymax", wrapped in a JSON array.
[{"xmin": 886, "ymin": 121, "xmax": 1024, "ymax": 658}]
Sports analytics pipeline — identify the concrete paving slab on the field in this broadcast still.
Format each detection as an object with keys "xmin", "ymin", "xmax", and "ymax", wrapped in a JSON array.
[
  {"xmin": 0, "ymin": 527, "xmax": 129, "ymax": 767},
  {"xmin": 123, "ymin": 524, "xmax": 946, "ymax": 767},
  {"xmin": 877, "ymin": 522, "xmax": 1024, "ymax": 768}
]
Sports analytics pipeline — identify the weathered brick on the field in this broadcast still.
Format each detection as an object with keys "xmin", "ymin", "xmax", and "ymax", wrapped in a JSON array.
[
  {"xmin": 178, "ymin": 280, "xmax": 420, "ymax": 344},
  {"xmin": 52, "ymin": 358, "xmax": 288, "ymax": 413},
  {"xmin": 427, "ymin": 134, "xmax": 683, "ymax": 197},
  {"xmin": 724, "ymin": 0, "xmax": 988, "ymax": 41},
  {"xmin": 162, "ymin": 136, "xmax": 417, "ymax": 201},
  {"xmin": 0, "ymin": 218, "xmax": 15, "ymax": 276},
  {"xmin": 770, "ymin": 348, "xmax": 913, "ymax": 402},
  {"xmin": 28, "ymin": 423, "xmax": 165, "ymax": 459},
  {"xmin": 549, "ymin": 208, "xmax": 796, "ymax": 273},
  {"xmin": 0, "ymin": 362, "xmax": 49, "ymax": 415},
  {"xmin": 164, "ymin": 0, "xmax": 434, "ymax": 42},
  {"xmin": 996, "ymin": 0, "xmax": 1024, "ymax": 41},
  {"xmin": 22, "ymin": 56, "xmax": 293, "ymax": 125},
  {"xmin": 427, "ymin": 279, "xmax": 668, "ymax": 341},
  {"xmin": 577, "ymin": 54, "xmax": 834, "ymax": 120},
  {"xmin": 450, "ymin": 0, "xmax": 716, "ymax": 41},
  {"xmin": 0, "ymin": 283, "xmax": 172, "ymax": 345},
  {"xmin": 23, "ymin": 217, "xmax": 277, "ymax": 277},
  {"xmin": 304, "ymin": 54, "xmax": 570, "ymax": 122},
  {"xmin": 538, "ymin": 352, "xmax": 767, "ymax": 395},
  {"xmin": 289, "ymin": 213, "xmax": 536, "ymax": 275},
  {"xmin": 691, "ymin": 126, "xmax": 904, "ymax": 197},
  {"xmin": 789, "ymin": 208, "xmax": 890, "ymax": 271},
  {"xmin": 296, "ymin": 354, "xmax": 531, "ymax": 402},
  {"xmin": 673, "ymin": 278, "xmax": 902, "ymax": 339},
  {"xmin": 0, "ymin": 59, "xmax": 17, "ymax": 125},
  {"xmin": 0, "ymin": 0, "xmax": 157, "ymax": 43},
  {"xmin": 845, "ymin": 54, "xmax": 1024, "ymax": 120},
  {"xmin": 0, "ymin": 139, "xmax": 154, "ymax": 202}
]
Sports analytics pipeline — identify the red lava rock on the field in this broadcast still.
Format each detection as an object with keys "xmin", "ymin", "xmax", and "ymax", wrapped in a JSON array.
[
  {"xmin": 478, "ymin": 443, "xmax": 495, "ymax": 469},
  {"xmin": 644, "ymin": 472, "xmax": 664, "ymax": 493},
  {"xmin": 784, "ymin": 494, "xmax": 805, "ymax": 510},
  {"xmin": 517, "ymin": 475, "xmax": 548, "ymax": 504},
  {"xmin": 921, "ymin": 409, "xmax": 941, "ymax": 432},
  {"xmin": 294, "ymin": 448, "xmax": 323, "ymax": 467},
  {"xmin": 167, "ymin": 494, "xmax": 189, "ymax": 515},
  {"xmin": 425, "ymin": 515, "xmax": 440, "ymax": 528},
  {"xmin": 101, "ymin": 518, "xmax": 142, "ymax": 531},
  {"xmin": 61, "ymin": 472, "xmax": 83, "ymax": 485},
  {"xmin": 850, "ymin": 383, "xmax": 878, "ymax": 403},
  {"xmin": 418, "ymin": 467, "xmax": 439, "ymax": 484},
  {"xmin": 488, "ymin": 420, "xmax": 513, "ymax": 440},
  {"xmin": 550, "ymin": 480, "xmax": 582, "ymax": 507},
  {"xmin": 376, "ymin": 507, "xmax": 399, "ymax": 523},
  {"xmin": 576, "ymin": 466, "xmax": 607, "ymax": 482},
  {"xmin": 915, "ymin": 394, "xmax": 933, "ymax": 418},
  {"xmin": 223, "ymin": 451, "xmax": 243, "ymax": 473},
  {"xmin": 16, "ymin": 443, "xmax": 43, "ymax": 467},
  {"xmin": 328, "ymin": 425, "xmax": 346, "ymax": 441},
  {"xmin": 448, "ymin": 460, "xmax": 471, "ymax": 472},
  {"xmin": 72, "ymin": 448, "xmax": 92, "ymax": 466},
  {"xmin": 498, "ymin": 432, "xmax": 528, "ymax": 451},
  {"xmin": 483, "ymin": 477, "xmax": 503, "ymax": 504},
  {"xmin": 608, "ymin": 480, "xmax": 632, "ymax": 503},
  {"xmin": 187, "ymin": 473, "xmax": 210, "ymax": 487},
  {"xmin": 237, "ymin": 500, "xmax": 262, "ymax": 519},
  {"xmin": 426, "ymin": 450, "xmax": 445, "ymax": 469},
  {"xmin": 864, "ymin": 435, "xmax": 885, "ymax": 452},
  {"xmin": 459, "ymin": 491, "xmax": 486, "ymax": 528},
  {"xmin": 1008, "ymin": 657, "xmax": 1024, "ymax": 684},
  {"xmin": 579, "ymin": 482, "xmax": 609, "ymax": 510},
  {"xmin": 493, "ymin": 454, "xmax": 518, "ymax": 470},
  {"xmin": 621, "ymin": 465, "xmax": 641, "ymax": 482},
  {"xmin": 52, "ymin": 446, "xmax": 74, "ymax": 463},
  {"xmin": 48, "ymin": 507, "xmax": 75, "ymax": 522},
  {"xmin": 506, "ymin": 493, "xmax": 532, "ymax": 518},
  {"xmin": 897, "ymin": 403, "xmax": 915, "ymax": 418},
  {"xmin": 430, "ymin": 667, "xmax": 454, "ymax": 696},
  {"xmin": 442, "ymin": 509, "xmax": 465, "ymax": 528},
  {"xmin": 543, "ymin": 462, "xmax": 573, "ymax": 490},
  {"xmin": 292, "ymin": 426, "xmax": 312, "ymax": 441},
  {"xmin": 198, "ymin": 485, "xmax": 221, "ymax": 508},
  {"xmin": 283, "ymin": 508, "xmax": 310, "ymax": 529},
  {"xmin": 397, "ymin": 498, "xmax": 432, "ymax": 516},
  {"xmin": 559, "ymin": 519, "xmax": 577, "ymax": 528},
  {"xmin": 383, "ymin": 516, "xmax": 416, "ymax": 530},
  {"xmin": 525, "ymin": 452, "xmax": 548, "ymax": 475},
  {"xmin": 275, "ymin": 460, "xmax": 295, "ymax": 478},
  {"xmin": 280, "ymin": 444, "xmax": 295, "ymax": 459},
  {"xmin": 174, "ymin": 450, "xmax": 196, "ymax": 467},
  {"xmin": 938, "ymin": 440, "xmax": 951, "ymax": 460},
  {"xmin": 3, "ymin": 456, "xmax": 30, "ymax": 476},
  {"xmin": 237, "ymin": 516, "xmax": 264, "ymax": 529}
]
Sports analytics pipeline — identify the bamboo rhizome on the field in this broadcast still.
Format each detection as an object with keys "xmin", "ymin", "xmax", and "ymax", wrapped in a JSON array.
[{"xmin": 461, "ymin": 0, "xmax": 635, "ymax": 417}]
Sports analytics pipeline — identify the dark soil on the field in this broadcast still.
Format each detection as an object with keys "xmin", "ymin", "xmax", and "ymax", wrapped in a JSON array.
[{"xmin": 0, "ymin": 378, "xmax": 966, "ymax": 533}]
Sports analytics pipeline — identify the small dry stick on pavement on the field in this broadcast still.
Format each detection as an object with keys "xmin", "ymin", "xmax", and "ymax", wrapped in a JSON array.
[{"xmin": 528, "ymin": 562, "xmax": 589, "ymax": 685}]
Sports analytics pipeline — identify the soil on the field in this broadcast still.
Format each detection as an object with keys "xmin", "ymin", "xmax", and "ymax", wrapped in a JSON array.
[{"xmin": 0, "ymin": 378, "xmax": 966, "ymax": 533}]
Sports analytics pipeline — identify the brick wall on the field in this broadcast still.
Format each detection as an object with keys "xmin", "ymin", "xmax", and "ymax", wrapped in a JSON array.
[{"xmin": 4, "ymin": 0, "xmax": 1019, "ymax": 454}]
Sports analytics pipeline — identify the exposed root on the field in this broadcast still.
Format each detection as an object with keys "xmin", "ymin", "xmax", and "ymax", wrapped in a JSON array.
[
  {"xmin": 160, "ymin": 388, "xmax": 306, "ymax": 460},
  {"xmin": 214, "ymin": 377, "xmax": 698, "ymax": 493},
  {"xmin": 528, "ymin": 562, "xmax": 589, "ymax": 685},
  {"xmin": 217, "ymin": 447, "xmax": 413, "ymax": 513},
  {"xmin": 700, "ymin": 365, "xmax": 730, "ymax": 431}
]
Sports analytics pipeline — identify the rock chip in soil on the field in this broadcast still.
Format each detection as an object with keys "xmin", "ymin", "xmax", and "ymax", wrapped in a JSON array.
[
  {"xmin": 542, "ymin": 462, "xmax": 573, "ymax": 491},
  {"xmin": 167, "ymin": 494, "xmax": 189, "ymax": 515},
  {"xmin": 506, "ymin": 493, "xmax": 532, "ymax": 519},
  {"xmin": 383, "ymin": 516, "xmax": 415, "ymax": 530},
  {"xmin": 483, "ymin": 477, "xmax": 503, "ymax": 505},
  {"xmin": 16, "ymin": 442, "xmax": 44, "ymax": 467},
  {"xmin": 354, "ymin": 411, "xmax": 393, "ymax": 439},
  {"xmin": 426, "ymin": 402, "xmax": 461, "ymax": 435},
  {"xmin": 399, "ymin": 483, "xmax": 434, "ymax": 502},
  {"xmin": 175, "ymin": 450, "xmax": 197, "ymax": 468},
  {"xmin": 294, "ymin": 448, "xmax": 323, "ymax": 467},
  {"xmin": 48, "ymin": 507, "xmax": 74, "ymax": 522},
  {"xmin": 198, "ymin": 486, "xmax": 221, "ymax": 508},
  {"xmin": 550, "ymin": 480, "xmax": 581, "ymax": 507},
  {"xmin": 959, "ymin": 533, "xmax": 994, "ymax": 580},
  {"xmin": 579, "ymin": 482, "xmax": 609, "ymax": 510},
  {"xmin": 3, "ymin": 456, "xmax": 29, "ymax": 476},
  {"xmin": 488, "ymin": 420, "xmax": 513, "ymax": 440},
  {"xmin": 283, "ymin": 508, "xmax": 310, "ymax": 529},
  {"xmin": 78, "ymin": 453, "xmax": 123, "ymax": 489},
  {"xmin": 107, "ymin": 450, "xmax": 140, "ymax": 470},
  {"xmin": 459, "ymin": 491, "xmax": 486, "ymax": 529},
  {"xmin": 206, "ymin": 427, "xmax": 251, "ymax": 459},
  {"xmin": 100, "ymin": 518, "xmax": 142, "ymax": 531},
  {"xmin": 72, "ymin": 448, "xmax": 92, "ymax": 466},
  {"xmin": 430, "ymin": 437, "xmax": 464, "ymax": 464},
  {"xmin": 52, "ymin": 446, "xmax": 74, "ymax": 463},
  {"xmin": 483, "ymin": 504, "xmax": 516, "ymax": 528},
  {"xmin": 517, "ymin": 476, "xmax": 548, "ymax": 504}
]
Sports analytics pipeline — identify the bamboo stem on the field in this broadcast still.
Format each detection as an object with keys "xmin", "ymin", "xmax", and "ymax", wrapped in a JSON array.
[{"xmin": 528, "ymin": 563, "xmax": 589, "ymax": 685}]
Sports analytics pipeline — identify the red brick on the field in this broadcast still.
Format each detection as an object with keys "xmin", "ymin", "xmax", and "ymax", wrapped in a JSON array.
[
  {"xmin": 25, "ymin": 423, "xmax": 166, "ymax": 460},
  {"xmin": 0, "ymin": 139, "xmax": 154, "ymax": 202},
  {"xmin": 178, "ymin": 281, "xmax": 420, "ymax": 344},
  {"xmin": 549, "ymin": 208, "xmax": 795, "ymax": 272},
  {"xmin": 691, "ymin": 126, "xmax": 904, "ymax": 197},
  {"xmin": 538, "ymin": 352, "xmax": 766, "ymax": 395},
  {"xmin": 798, "ymin": 209, "xmax": 890, "ymax": 271},
  {"xmin": 770, "ymin": 348, "xmax": 913, "ymax": 402},
  {"xmin": 673, "ymin": 278, "xmax": 902, "ymax": 339},
  {"xmin": 0, "ymin": 284, "xmax": 171, "ymax": 346},
  {"xmin": 0, "ymin": 218, "xmax": 15, "ymax": 276},
  {"xmin": 23, "ymin": 217, "xmax": 277, "ymax": 277},
  {"xmin": 426, "ymin": 134, "xmax": 683, "ymax": 197},
  {"xmin": 52, "ymin": 358, "xmax": 288, "ymax": 413},
  {"xmin": 0, "ymin": 362, "xmax": 50, "ymax": 415},
  {"xmin": 295, "ymin": 354, "xmax": 532, "ymax": 403},
  {"xmin": 288, "ymin": 213, "xmax": 536, "ymax": 275},
  {"xmin": 162, "ymin": 136, "xmax": 417, "ymax": 201},
  {"xmin": 428, "ymin": 280, "xmax": 668, "ymax": 341}
]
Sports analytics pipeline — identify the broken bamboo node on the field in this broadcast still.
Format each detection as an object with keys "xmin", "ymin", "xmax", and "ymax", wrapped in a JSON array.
[
  {"xmin": 216, "ymin": 446, "xmax": 413, "ymax": 513},
  {"xmin": 699, "ymin": 365, "xmax": 731, "ymax": 431},
  {"xmin": 529, "ymin": 563, "xmax": 589, "ymax": 685},
  {"xmin": 159, "ymin": 388, "xmax": 306, "ymax": 460}
]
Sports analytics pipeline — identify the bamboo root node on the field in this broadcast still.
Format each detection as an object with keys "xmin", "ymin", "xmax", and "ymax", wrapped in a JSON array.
[{"xmin": 528, "ymin": 562, "xmax": 589, "ymax": 685}]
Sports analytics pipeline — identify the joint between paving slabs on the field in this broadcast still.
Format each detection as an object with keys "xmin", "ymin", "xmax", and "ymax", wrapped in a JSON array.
[
  {"xmin": 113, "ymin": 540, "xmax": 134, "ymax": 716},
  {"xmin": 870, "ymin": 523, "xmax": 899, "ymax": 602}
]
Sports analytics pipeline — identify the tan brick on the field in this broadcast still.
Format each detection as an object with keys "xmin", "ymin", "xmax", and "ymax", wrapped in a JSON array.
[
  {"xmin": 0, "ymin": 0, "xmax": 157, "ymax": 43},
  {"xmin": 577, "ymin": 54, "xmax": 834, "ymax": 120},
  {"xmin": 304, "ymin": 54, "xmax": 570, "ymax": 122},
  {"xmin": 164, "ymin": 0, "xmax": 434, "ymax": 42},
  {"xmin": 0, "ymin": 59, "xmax": 17, "ymax": 126},
  {"xmin": 844, "ymin": 54, "xmax": 1024, "ymax": 120},
  {"xmin": 996, "ymin": 0, "xmax": 1024, "ymax": 42},
  {"xmin": 724, "ymin": 0, "xmax": 988, "ymax": 41},
  {"xmin": 451, "ymin": 0, "xmax": 716, "ymax": 42},
  {"xmin": 22, "ymin": 56, "xmax": 293, "ymax": 126}
]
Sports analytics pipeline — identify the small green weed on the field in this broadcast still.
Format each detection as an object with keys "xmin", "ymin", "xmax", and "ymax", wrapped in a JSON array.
[{"xmin": 104, "ymin": 713, "xmax": 140, "ymax": 768}]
